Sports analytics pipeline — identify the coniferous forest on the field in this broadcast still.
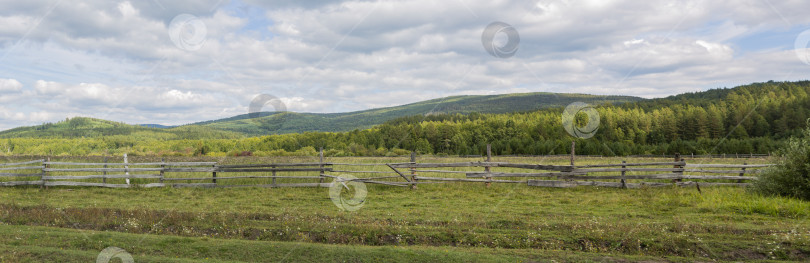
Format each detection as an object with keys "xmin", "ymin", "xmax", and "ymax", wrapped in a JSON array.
[{"xmin": 1, "ymin": 80, "xmax": 808, "ymax": 157}]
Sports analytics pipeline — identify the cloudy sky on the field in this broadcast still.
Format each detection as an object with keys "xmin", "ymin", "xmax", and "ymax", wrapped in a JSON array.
[{"xmin": 2, "ymin": 0, "xmax": 810, "ymax": 130}]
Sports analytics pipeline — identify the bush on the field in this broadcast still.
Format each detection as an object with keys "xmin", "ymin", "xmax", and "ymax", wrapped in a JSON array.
[{"xmin": 750, "ymin": 123, "xmax": 810, "ymax": 200}]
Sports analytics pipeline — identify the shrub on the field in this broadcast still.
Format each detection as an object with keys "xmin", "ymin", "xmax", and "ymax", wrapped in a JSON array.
[{"xmin": 750, "ymin": 123, "xmax": 810, "ymax": 200}]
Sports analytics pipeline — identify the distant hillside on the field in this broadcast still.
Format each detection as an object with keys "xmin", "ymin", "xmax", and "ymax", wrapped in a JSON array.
[
  {"xmin": 196, "ymin": 92, "xmax": 643, "ymax": 136},
  {"xmin": 0, "ymin": 117, "xmax": 243, "ymax": 139},
  {"xmin": 3, "ymin": 81, "xmax": 810, "ymax": 156},
  {"xmin": 0, "ymin": 92, "xmax": 642, "ymax": 139},
  {"xmin": 139, "ymin": 124, "xmax": 174, "ymax": 129}
]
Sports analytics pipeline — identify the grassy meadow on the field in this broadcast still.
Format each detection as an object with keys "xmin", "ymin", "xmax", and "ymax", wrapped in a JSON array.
[{"xmin": 0, "ymin": 156, "xmax": 808, "ymax": 262}]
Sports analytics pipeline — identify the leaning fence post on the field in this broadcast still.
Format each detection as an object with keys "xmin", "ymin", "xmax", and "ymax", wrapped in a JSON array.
[{"xmin": 410, "ymin": 151, "xmax": 418, "ymax": 189}]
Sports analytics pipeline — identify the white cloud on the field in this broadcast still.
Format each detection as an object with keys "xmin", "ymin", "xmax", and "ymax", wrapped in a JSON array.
[
  {"xmin": 0, "ymin": 78, "xmax": 22, "ymax": 92},
  {"xmin": 1, "ymin": 0, "xmax": 810, "ymax": 130}
]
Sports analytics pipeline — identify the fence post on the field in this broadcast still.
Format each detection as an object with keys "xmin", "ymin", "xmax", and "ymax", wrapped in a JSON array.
[
  {"xmin": 124, "ymin": 153, "xmax": 129, "ymax": 185},
  {"xmin": 102, "ymin": 156, "xmax": 108, "ymax": 184},
  {"xmin": 738, "ymin": 162, "xmax": 746, "ymax": 183},
  {"xmin": 570, "ymin": 141, "xmax": 576, "ymax": 166},
  {"xmin": 41, "ymin": 157, "xmax": 49, "ymax": 189},
  {"xmin": 159, "ymin": 157, "xmax": 165, "ymax": 184},
  {"xmin": 410, "ymin": 151, "xmax": 418, "ymax": 189},
  {"xmin": 271, "ymin": 164, "xmax": 277, "ymax": 185},
  {"xmin": 673, "ymin": 153, "xmax": 682, "ymax": 183},
  {"xmin": 620, "ymin": 160, "xmax": 627, "ymax": 189},
  {"xmin": 319, "ymin": 147, "xmax": 325, "ymax": 184},
  {"xmin": 485, "ymin": 144, "xmax": 492, "ymax": 188},
  {"xmin": 212, "ymin": 163, "xmax": 217, "ymax": 184}
]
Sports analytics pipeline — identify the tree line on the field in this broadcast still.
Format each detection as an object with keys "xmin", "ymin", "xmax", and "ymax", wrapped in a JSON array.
[{"xmin": 1, "ymin": 81, "xmax": 807, "ymax": 157}]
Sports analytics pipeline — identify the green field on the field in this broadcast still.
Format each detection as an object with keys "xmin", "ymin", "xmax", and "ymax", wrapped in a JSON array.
[{"xmin": 0, "ymin": 156, "xmax": 808, "ymax": 262}]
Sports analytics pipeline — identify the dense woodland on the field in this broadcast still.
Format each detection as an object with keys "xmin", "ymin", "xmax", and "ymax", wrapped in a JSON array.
[{"xmin": 1, "ymin": 81, "xmax": 808, "ymax": 157}]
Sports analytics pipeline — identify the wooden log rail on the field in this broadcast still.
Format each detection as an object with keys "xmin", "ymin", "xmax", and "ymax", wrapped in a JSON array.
[
  {"xmin": 527, "ymin": 180, "xmax": 749, "ymax": 188},
  {"xmin": 0, "ymin": 160, "xmax": 45, "ymax": 186},
  {"xmin": 0, "ymin": 157, "xmax": 774, "ymax": 189},
  {"xmin": 44, "ymin": 161, "xmax": 217, "ymax": 166},
  {"xmin": 520, "ymin": 159, "xmax": 770, "ymax": 189}
]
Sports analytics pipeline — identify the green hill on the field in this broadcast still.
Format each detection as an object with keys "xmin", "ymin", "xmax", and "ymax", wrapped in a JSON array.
[
  {"xmin": 196, "ymin": 92, "xmax": 643, "ymax": 136},
  {"xmin": 0, "ymin": 117, "xmax": 243, "ymax": 140},
  {"xmin": 3, "ymin": 81, "xmax": 810, "ymax": 157},
  {"xmin": 0, "ymin": 92, "xmax": 642, "ymax": 139}
]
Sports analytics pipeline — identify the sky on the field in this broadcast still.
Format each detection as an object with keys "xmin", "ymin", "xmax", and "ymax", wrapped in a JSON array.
[{"xmin": 2, "ymin": 0, "xmax": 810, "ymax": 130}]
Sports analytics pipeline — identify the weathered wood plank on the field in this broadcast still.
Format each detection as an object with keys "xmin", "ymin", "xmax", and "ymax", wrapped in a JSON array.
[
  {"xmin": 0, "ymin": 160, "xmax": 45, "ymax": 167},
  {"xmin": 574, "ymin": 181, "xmax": 671, "ymax": 188},
  {"xmin": 0, "ymin": 173, "xmax": 44, "ymax": 177},
  {"xmin": 573, "ymin": 168, "xmax": 683, "ymax": 173},
  {"xmin": 389, "ymin": 162, "xmax": 507, "ymax": 168},
  {"xmin": 683, "ymin": 169, "xmax": 760, "ymax": 174},
  {"xmin": 0, "ymin": 180, "xmax": 44, "ymax": 186},
  {"xmin": 676, "ymin": 181, "xmax": 749, "ymax": 187},
  {"xmin": 527, "ymin": 180, "xmax": 673, "ymax": 188},
  {"xmin": 410, "ymin": 170, "xmax": 469, "ymax": 174},
  {"xmin": 0, "ymin": 166, "xmax": 42, "ymax": 171},
  {"xmin": 44, "ymin": 181, "xmax": 165, "ymax": 188},
  {"xmin": 527, "ymin": 180, "xmax": 750, "ymax": 189},
  {"xmin": 170, "ymin": 183, "xmax": 331, "ymax": 188},
  {"xmin": 43, "ymin": 174, "xmax": 162, "ymax": 180},
  {"xmin": 329, "ymin": 163, "xmax": 389, "ymax": 166},
  {"xmin": 385, "ymin": 164, "xmax": 412, "ymax": 182},
  {"xmin": 345, "ymin": 176, "xmax": 403, "ymax": 181},
  {"xmin": 526, "ymin": 180, "xmax": 578, "ymax": 188},
  {"xmin": 162, "ymin": 176, "xmax": 321, "ymax": 181},
  {"xmin": 558, "ymin": 174, "xmax": 756, "ymax": 180},
  {"xmin": 495, "ymin": 163, "xmax": 574, "ymax": 172},
  {"xmin": 466, "ymin": 172, "xmax": 585, "ymax": 178},
  {"xmin": 215, "ymin": 168, "xmax": 330, "ymax": 173},
  {"xmin": 575, "ymin": 161, "xmax": 685, "ymax": 168},
  {"xmin": 44, "ymin": 162, "xmax": 216, "ymax": 166},
  {"xmin": 216, "ymin": 163, "xmax": 331, "ymax": 168},
  {"xmin": 684, "ymin": 164, "xmax": 772, "ymax": 168},
  {"xmin": 330, "ymin": 170, "xmax": 398, "ymax": 174},
  {"xmin": 361, "ymin": 180, "xmax": 409, "ymax": 187},
  {"xmin": 412, "ymin": 176, "xmax": 521, "ymax": 183},
  {"xmin": 44, "ymin": 168, "xmax": 164, "ymax": 172},
  {"xmin": 164, "ymin": 168, "xmax": 217, "ymax": 173}
]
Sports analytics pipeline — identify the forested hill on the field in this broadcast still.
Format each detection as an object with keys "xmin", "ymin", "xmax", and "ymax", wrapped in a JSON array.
[
  {"xmin": 193, "ymin": 92, "xmax": 642, "ymax": 135},
  {"xmin": 0, "ymin": 92, "xmax": 641, "ymax": 139},
  {"xmin": 354, "ymin": 80, "xmax": 809, "ymax": 155},
  {"xmin": 2, "ymin": 80, "xmax": 808, "ymax": 157},
  {"xmin": 0, "ymin": 117, "xmax": 243, "ymax": 140}
]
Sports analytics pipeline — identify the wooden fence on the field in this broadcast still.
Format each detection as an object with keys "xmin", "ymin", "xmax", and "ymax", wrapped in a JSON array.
[{"xmin": 0, "ymin": 149, "xmax": 772, "ymax": 190}]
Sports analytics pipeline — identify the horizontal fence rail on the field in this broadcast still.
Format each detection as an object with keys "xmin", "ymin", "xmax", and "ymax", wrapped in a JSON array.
[{"xmin": 0, "ymin": 149, "xmax": 773, "ymax": 190}]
